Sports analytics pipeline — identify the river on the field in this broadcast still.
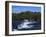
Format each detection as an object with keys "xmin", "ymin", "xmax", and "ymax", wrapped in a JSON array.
[{"xmin": 12, "ymin": 20, "xmax": 41, "ymax": 31}]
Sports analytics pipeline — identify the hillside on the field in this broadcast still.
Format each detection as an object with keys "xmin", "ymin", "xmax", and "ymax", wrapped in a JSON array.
[{"xmin": 12, "ymin": 11, "xmax": 41, "ymax": 22}]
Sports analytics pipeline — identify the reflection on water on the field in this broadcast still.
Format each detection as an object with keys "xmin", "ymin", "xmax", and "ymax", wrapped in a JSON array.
[{"xmin": 12, "ymin": 20, "xmax": 41, "ymax": 31}]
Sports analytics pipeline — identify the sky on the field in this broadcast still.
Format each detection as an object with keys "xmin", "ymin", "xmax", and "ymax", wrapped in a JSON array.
[{"xmin": 12, "ymin": 6, "xmax": 41, "ymax": 13}]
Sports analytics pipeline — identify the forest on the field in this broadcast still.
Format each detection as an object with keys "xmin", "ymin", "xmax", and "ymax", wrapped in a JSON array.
[{"xmin": 12, "ymin": 11, "xmax": 41, "ymax": 22}]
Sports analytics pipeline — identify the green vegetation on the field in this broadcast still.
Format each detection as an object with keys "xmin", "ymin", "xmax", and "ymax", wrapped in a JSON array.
[{"xmin": 12, "ymin": 11, "xmax": 41, "ymax": 22}]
